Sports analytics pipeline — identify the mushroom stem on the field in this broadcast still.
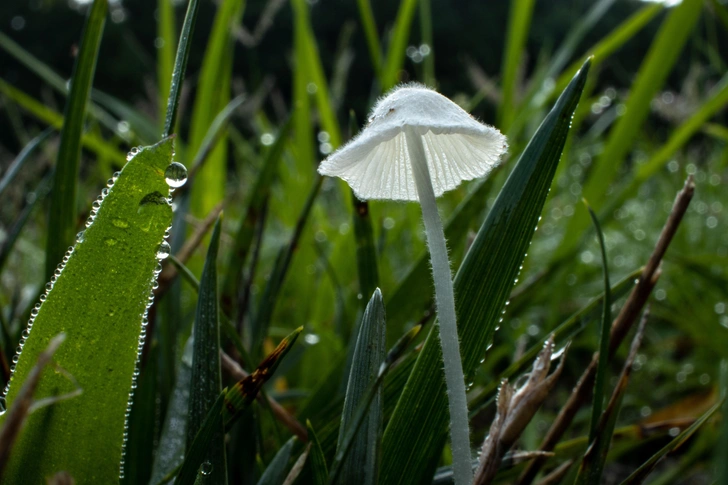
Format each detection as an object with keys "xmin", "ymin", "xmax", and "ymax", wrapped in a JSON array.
[{"xmin": 405, "ymin": 127, "xmax": 473, "ymax": 485}]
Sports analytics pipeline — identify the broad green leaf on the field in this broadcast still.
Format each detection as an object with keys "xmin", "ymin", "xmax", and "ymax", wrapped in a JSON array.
[
  {"xmin": 336, "ymin": 289, "xmax": 386, "ymax": 485},
  {"xmin": 379, "ymin": 59, "xmax": 591, "ymax": 485},
  {"xmin": 306, "ymin": 421, "xmax": 329, "ymax": 485},
  {"xmin": 380, "ymin": 0, "xmax": 419, "ymax": 91},
  {"xmin": 557, "ymin": 0, "xmax": 702, "ymax": 260},
  {"xmin": 163, "ymin": 0, "xmax": 201, "ymax": 137},
  {"xmin": 187, "ymin": 0, "xmax": 244, "ymax": 217},
  {"xmin": 45, "ymin": 0, "xmax": 107, "ymax": 279},
  {"xmin": 0, "ymin": 137, "xmax": 175, "ymax": 484},
  {"xmin": 186, "ymin": 218, "xmax": 226, "ymax": 485},
  {"xmin": 498, "ymin": 0, "xmax": 536, "ymax": 130}
]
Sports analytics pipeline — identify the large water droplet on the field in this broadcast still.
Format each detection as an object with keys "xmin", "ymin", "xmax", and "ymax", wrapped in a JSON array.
[
  {"xmin": 156, "ymin": 241, "xmax": 171, "ymax": 260},
  {"xmin": 201, "ymin": 461, "xmax": 213, "ymax": 476},
  {"xmin": 164, "ymin": 162, "xmax": 188, "ymax": 188},
  {"xmin": 76, "ymin": 231, "xmax": 85, "ymax": 243}
]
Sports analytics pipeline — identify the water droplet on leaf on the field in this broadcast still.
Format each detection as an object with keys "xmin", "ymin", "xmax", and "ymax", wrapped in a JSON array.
[
  {"xmin": 164, "ymin": 162, "xmax": 188, "ymax": 188},
  {"xmin": 156, "ymin": 241, "xmax": 171, "ymax": 260}
]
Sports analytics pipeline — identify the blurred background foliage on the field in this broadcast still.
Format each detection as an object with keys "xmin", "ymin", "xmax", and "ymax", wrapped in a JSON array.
[{"xmin": 1, "ymin": 0, "xmax": 727, "ymax": 483}]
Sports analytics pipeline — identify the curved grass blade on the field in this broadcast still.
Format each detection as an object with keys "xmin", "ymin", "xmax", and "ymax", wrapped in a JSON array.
[
  {"xmin": 0, "ymin": 127, "xmax": 53, "ymax": 198},
  {"xmin": 45, "ymin": 0, "xmax": 108, "ymax": 280},
  {"xmin": 306, "ymin": 421, "xmax": 329, "ymax": 485},
  {"xmin": 379, "ymin": 58, "xmax": 592, "ymax": 485},
  {"xmin": 336, "ymin": 289, "xmax": 385, "ymax": 485},
  {"xmin": 620, "ymin": 399, "xmax": 722, "ymax": 485},
  {"xmin": 186, "ymin": 217, "xmax": 226, "ymax": 485},
  {"xmin": 163, "ymin": 0, "xmax": 201, "ymax": 137},
  {"xmin": 380, "ymin": 0, "xmax": 419, "ymax": 91},
  {"xmin": 0, "ymin": 137, "xmax": 175, "ymax": 484},
  {"xmin": 557, "ymin": 0, "xmax": 702, "ymax": 260},
  {"xmin": 585, "ymin": 201, "xmax": 611, "ymax": 443},
  {"xmin": 257, "ymin": 437, "xmax": 296, "ymax": 485}
]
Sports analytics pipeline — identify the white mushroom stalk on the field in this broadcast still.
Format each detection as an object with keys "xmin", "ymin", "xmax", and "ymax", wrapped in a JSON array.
[{"xmin": 319, "ymin": 83, "xmax": 507, "ymax": 485}]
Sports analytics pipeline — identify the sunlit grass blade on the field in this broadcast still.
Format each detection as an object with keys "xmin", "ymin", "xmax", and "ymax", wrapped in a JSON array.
[
  {"xmin": 380, "ymin": 0, "xmax": 419, "ymax": 91},
  {"xmin": 186, "ymin": 217, "xmax": 226, "ymax": 485},
  {"xmin": 252, "ymin": 177, "xmax": 322, "ymax": 354},
  {"xmin": 0, "ymin": 127, "xmax": 52, "ymax": 198},
  {"xmin": 620, "ymin": 399, "xmax": 722, "ymax": 485},
  {"xmin": 356, "ymin": 0, "xmax": 383, "ymax": 80},
  {"xmin": 576, "ymin": 311, "xmax": 648, "ymax": 485},
  {"xmin": 418, "ymin": 0, "xmax": 434, "ymax": 86},
  {"xmin": 257, "ymin": 437, "xmax": 295, "ymax": 485},
  {"xmin": 306, "ymin": 421, "xmax": 329, "ymax": 485},
  {"xmin": 150, "ymin": 338, "xmax": 194, "ymax": 485},
  {"xmin": 379, "ymin": 58, "xmax": 591, "ymax": 485},
  {"xmin": 45, "ymin": 0, "xmax": 108, "ymax": 280},
  {"xmin": 585, "ymin": 201, "xmax": 611, "ymax": 443},
  {"xmin": 222, "ymin": 120, "xmax": 291, "ymax": 315},
  {"xmin": 557, "ymin": 0, "xmax": 702, "ymax": 260},
  {"xmin": 0, "ymin": 137, "xmax": 174, "ymax": 484},
  {"xmin": 0, "ymin": 79, "xmax": 124, "ymax": 163},
  {"xmin": 498, "ymin": 0, "xmax": 535, "ymax": 130},
  {"xmin": 157, "ymin": 0, "xmax": 176, "ymax": 132},
  {"xmin": 336, "ymin": 289, "xmax": 385, "ymax": 485},
  {"xmin": 163, "ymin": 0, "xmax": 201, "ymax": 137}
]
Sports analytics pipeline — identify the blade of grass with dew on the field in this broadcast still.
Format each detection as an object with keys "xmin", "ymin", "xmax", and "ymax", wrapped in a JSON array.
[
  {"xmin": 356, "ymin": 0, "xmax": 382, "ymax": 80},
  {"xmin": 251, "ymin": 176, "xmax": 323, "ymax": 355},
  {"xmin": 380, "ymin": 0, "xmax": 419, "ymax": 91},
  {"xmin": 45, "ymin": 0, "xmax": 107, "ymax": 280},
  {"xmin": 336, "ymin": 289, "xmax": 386, "ymax": 485},
  {"xmin": 0, "ymin": 127, "xmax": 52, "ymax": 198},
  {"xmin": 379, "ymin": 59, "xmax": 591, "ymax": 485},
  {"xmin": 187, "ymin": 0, "xmax": 244, "ymax": 218},
  {"xmin": 620, "ymin": 400, "xmax": 723, "ymax": 485},
  {"xmin": 557, "ymin": 0, "xmax": 702, "ymax": 260},
  {"xmin": 186, "ymin": 217, "xmax": 226, "ymax": 485},
  {"xmin": 576, "ymin": 311, "xmax": 648, "ymax": 485},
  {"xmin": 0, "ymin": 79, "xmax": 124, "ymax": 163},
  {"xmin": 498, "ymin": 0, "xmax": 535, "ymax": 131},
  {"xmin": 157, "ymin": 0, "xmax": 176, "ymax": 132},
  {"xmin": 149, "ymin": 338, "xmax": 194, "ymax": 485},
  {"xmin": 306, "ymin": 421, "xmax": 329, "ymax": 485},
  {"xmin": 0, "ymin": 137, "xmax": 174, "ymax": 484},
  {"xmin": 585, "ymin": 201, "xmax": 611, "ymax": 443},
  {"xmin": 222, "ymin": 120, "xmax": 291, "ymax": 315},
  {"xmin": 162, "ymin": 0, "xmax": 200, "ymax": 137},
  {"xmin": 174, "ymin": 392, "xmax": 226, "ymax": 485},
  {"xmin": 257, "ymin": 437, "xmax": 296, "ymax": 485}
]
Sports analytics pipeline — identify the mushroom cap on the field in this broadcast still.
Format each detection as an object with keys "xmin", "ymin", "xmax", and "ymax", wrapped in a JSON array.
[{"xmin": 318, "ymin": 83, "xmax": 508, "ymax": 202}]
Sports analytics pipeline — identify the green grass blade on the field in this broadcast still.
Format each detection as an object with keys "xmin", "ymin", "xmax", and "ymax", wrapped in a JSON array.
[
  {"xmin": 306, "ymin": 421, "xmax": 329, "ymax": 485},
  {"xmin": 0, "ymin": 137, "xmax": 175, "ymax": 484},
  {"xmin": 585, "ymin": 202, "xmax": 611, "ymax": 443},
  {"xmin": 187, "ymin": 0, "xmax": 244, "ymax": 217},
  {"xmin": 45, "ymin": 0, "xmax": 108, "ymax": 280},
  {"xmin": 157, "ymin": 0, "xmax": 176, "ymax": 132},
  {"xmin": 498, "ymin": 0, "xmax": 536, "ymax": 130},
  {"xmin": 336, "ymin": 289, "xmax": 386, "ymax": 485},
  {"xmin": 150, "ymin": 338, "xmax": 194, "ymax": 485},
  {"xmin": 620, "ymin": 400, "xmax": 722, "ymax": 485},
  {"xmin": 174, "ymin": 392, "xmax": 226, "ymax": 485},
  {"xmin": 0, "ymin": 127, "xmax": 53, "ymax": 198},
  {"xmin": 222, "ymin": 120, "xmax": 291, "ymax": 315},
  {"xmin": 257, "ymin": 437, "xmax": 295, "ymax": 485},
  {"xmin": 380, "ymin": 0, "xmax": 419, "ymax": 91},
  {"xmin": 419, "ymin": 0, "xmax": 434, "ymax": 86},
  {"xmin": 356, "ymin": 0, "xmax": 383, "ymax": 80},
  {"xmin": 351, "ymin": 195, "xmax": 380, "ymax": 308},
  {"xmin": 186, "ymin": 217, "xmax": 226, "ymax": 485},
  {"xmin": 379, "ymin": 58, "xmax": 591, "ymax": 485},
  {"xmin": 163, "ymin": 0, "xmax": 201, "ymax": 137},
  {"xmin": 557, "ymin": 0, "xmax": 702, "ymax": 260}
]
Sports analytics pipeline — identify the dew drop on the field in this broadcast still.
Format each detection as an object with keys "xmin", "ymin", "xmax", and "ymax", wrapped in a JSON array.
[
  {"xmin": 164, "ymin": 162, "xmax": 188, "ymax": 188},
  {"xmin": 112, "ymin": 171, "xmax": 121, "ymax": 182},
  {"xmin": 0, "ymin": 397, "xmax": 6, "ymax": 415},
  {"xmin": 201, "ymin": 461, "xmax": 213, "ymax": 476},
  {"xmin": 76, "ymin": 231, "xmax": 85, "ymax": 243},
  {"xmin": 156, "ymin": 241, "xmax": 171, "ymax": 260},
  {"xmin": 101, "ymin": 188, "xmax": 109, "ymax": 198}
]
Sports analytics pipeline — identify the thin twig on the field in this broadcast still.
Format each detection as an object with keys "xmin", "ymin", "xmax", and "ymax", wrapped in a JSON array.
[{"xmin": 517, "ymin": 176, "xmax": 695, "ymax": 484}]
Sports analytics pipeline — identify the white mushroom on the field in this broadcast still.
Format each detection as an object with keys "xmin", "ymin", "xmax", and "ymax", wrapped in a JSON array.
[{"xmin": 319, "ymin": 84, "xmax": 507, "ymax": 485}]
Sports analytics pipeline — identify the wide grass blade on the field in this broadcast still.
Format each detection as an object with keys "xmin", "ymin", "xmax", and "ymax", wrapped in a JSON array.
[
  {"xmin": 498, "ymin": 0, "xmax": 536, "ymax": 131},
  {"xmin": 380, "ymin": 0, "xmax": 419, "ymax": 91},
  {"xmin": 620, "ymin": 400, "xmax": 722, "ymax": 485},
  {"xmin": 45, "ymin": 0, "xmax": 107, "ymax": 280},
  {"xmin": 336, "ymin": 289, "xmax": 386, "ymax": 485},
  {"xmin": 186, "ymin": 217, "xmax": 226, "ymax": 485},
  {"xmin": 557, "ymin": 0, "xmax": 702, "ymax": 259},
  {"xmin": 379, "ymin": 58, "xmax": 591, "ymax": 485},
  {"xmin": 585, "ymin": 202, "xmax": 611, "ymax": 443},
  {"xmin": 0, "ymin": 137, "xmax": 175, "ymax": 484},
  {"xmin": 163, "ymin": 0, "xmax": 201, "ymax": 137}
]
